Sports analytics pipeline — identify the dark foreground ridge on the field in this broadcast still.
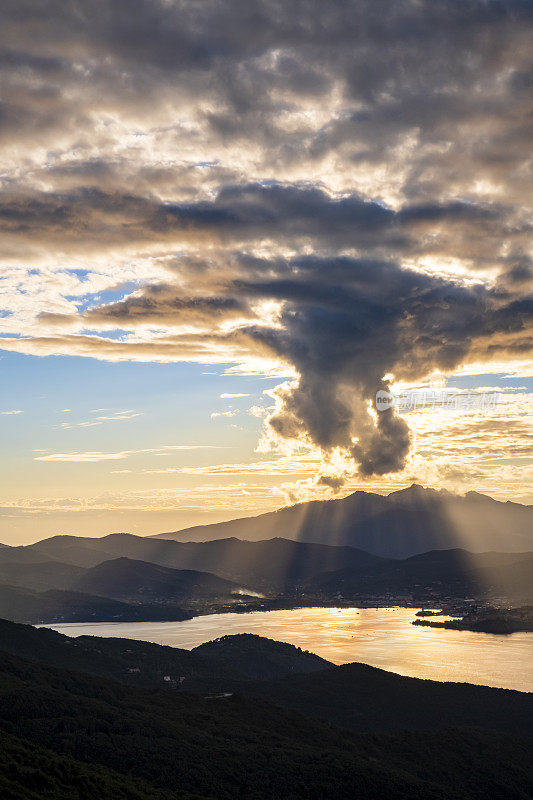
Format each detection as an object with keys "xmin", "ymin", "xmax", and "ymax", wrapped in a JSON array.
[
  {"xmin": 0, "ymin": 728, "xmax": 196, "ymax": 800},
  {"xmin": 192, "ymin": 632, "xmax": 332, "ymax": 679},
  {"xmin": 0, "ymin": 618, "xmax": 532, "ymax": 799}
]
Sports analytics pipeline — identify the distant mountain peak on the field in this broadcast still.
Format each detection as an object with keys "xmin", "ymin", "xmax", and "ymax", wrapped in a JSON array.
[
  {"xmin": 71, "ymin": 554, "xmax": 242, "ymax": 602},
  {"xmin": 147, "ymin": 483, "xmax": 531, "ymax": 557},
  {"xmin": 388, "ymin": 483, "xmax": 439, "ymax": 499},
  {"xmin": 464, "ymin": 490, "xmax": 497, "ymax": 503}
]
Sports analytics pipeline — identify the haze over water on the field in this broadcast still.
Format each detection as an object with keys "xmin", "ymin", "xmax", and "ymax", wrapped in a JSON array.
[{"xmin": 49, "ymin": 606, "xmax": 533, "ymax": 692}]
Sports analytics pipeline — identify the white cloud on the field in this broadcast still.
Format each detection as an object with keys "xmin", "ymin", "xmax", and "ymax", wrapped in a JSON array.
[
  {"xmin": 248, "ymin": 405, "xmax": 269, "ymax": 418},
  {"xmin": 145, "ymin": 455, "xmax": 319, "ymax": 476},
  {"xmin": 211, "ymin": 409, "xmax": 238, "ymax": 419},
  {"xmin": 0, "ymin": 484, "xmax": 281, "ymax": 514},
  {"xmin": 36, "ymin": 451, "xmax": 132, "ymax": 463},
  {"xmin": 34, "ymin": 444, "xmax": 226, "ymax": 463},
  {"xmin": 59, "ymin": 409, "xmax": 142, "ymax": 429}
]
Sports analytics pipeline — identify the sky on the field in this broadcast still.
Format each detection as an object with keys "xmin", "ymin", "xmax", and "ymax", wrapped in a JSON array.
[{"xmin": 0, "ymin": 0, "xmax": 531, "ymax": 544}]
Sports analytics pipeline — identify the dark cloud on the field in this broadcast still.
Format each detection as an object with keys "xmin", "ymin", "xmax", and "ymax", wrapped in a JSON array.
[
  {"xmin": 233, "ymin": 257, "xmax": 531, "ymax": 475},
  {"xmin": 84, "ymin": 284, "xmax": 250, "ymax": 328},
  {"xmin": 0, "ymin": 1, "xmax": 530, "ymax": 186},
  {"xmin": 0, "ymin": 0, "xmax": 531, "ymax": 481},
  {"xmin": 39, "ymin": 252, "xmax": 531, "ymax": 478},
  {"xmin": 0, "ymin": 183, "xmax": 523, "ymax": 272}
]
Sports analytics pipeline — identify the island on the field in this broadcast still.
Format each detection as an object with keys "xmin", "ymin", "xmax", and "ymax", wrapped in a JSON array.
[{"xmin": 412, "ymin": 606, "xmax": 533, "ymax": 635}]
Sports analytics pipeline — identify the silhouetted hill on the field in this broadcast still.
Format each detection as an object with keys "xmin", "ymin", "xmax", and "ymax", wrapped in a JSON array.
[
  {"xmin": 0, "ymin": 618, "xmax": 244, "ymax": 690},
  {"xmin": 243, "ymin": 660, "xmax": 533, "ymax": 735},
  {"xmin": 153, "ymin": 485, "xmax": 533, "ymax": 557},
  {"xmin": 0, "ymin": 539, "xmax": 107, "ymax": 566},
  {"xmin": 1, "ymin": 619, "xmax": 532, "ymax": 739},
  {"xmin": 193, "ymin": 633, "xmax": 331, "ymax": 679},
  {"xmin": 0, "ymin": 560, "xmax": 85, "ymax": 592},
  {"xmin": 12, "ymin": 534, "xmax": 386, "ymax": 591},
  {"xmin": 72, "ymin": 557, "xmax": 244, "ymax": 601},
  {"xmin": 0, "ymin": 586, "xmax": 192, "ymax": 624},
  {"xmin": 492, "ymin": 556, "xmax": 533, "ymax": 603},
  {"xmin": 0, "ymin": 637, "xmax": 532, "ymax": 798},
  {"xmin": 306, "ymin": 548, "xmax": 533, "ymax": 603},
  {"xmin": 0, "ymin": 619, "xmax": 332, "ymax": 691},
  {"xmin": 1, "ymin": 534, "xmax": 529, "ymax": 603}
]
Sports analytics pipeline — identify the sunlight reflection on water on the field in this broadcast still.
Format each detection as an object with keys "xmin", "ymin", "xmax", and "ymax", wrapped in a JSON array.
[{"xmin": 48, "ymin": 606, "xmax": 533, "ymax": 692}]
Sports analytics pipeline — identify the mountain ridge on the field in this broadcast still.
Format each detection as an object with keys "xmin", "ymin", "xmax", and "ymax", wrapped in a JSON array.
[
  {"xmin": 11, "ymin": 535, "xmax": 388, "ymax": 590},
  {"xmin": 72, "ymin": 556, "xmax": 247, "ymax": 601},
  {"xmin": 150, "ymin": 484, "xmax": 533, "ymax": 557},
  {"xmin": 1, "ymin": 535, "xmax": 531, "ymax": 604}
]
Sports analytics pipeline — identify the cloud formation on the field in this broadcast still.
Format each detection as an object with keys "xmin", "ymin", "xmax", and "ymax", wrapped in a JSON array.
[
  {"xmin": 34, "ymin": 445, "xmax": 225, "ymax": 462},
  {"xmin": 0, "ymin": 0, "xmax": 532, "ymax": 486}
]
